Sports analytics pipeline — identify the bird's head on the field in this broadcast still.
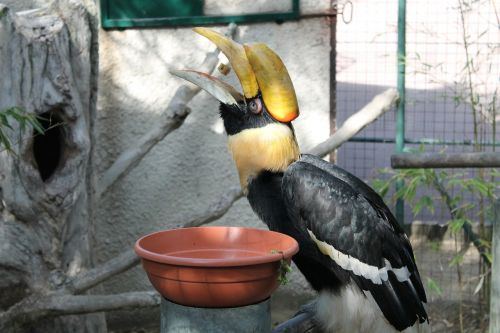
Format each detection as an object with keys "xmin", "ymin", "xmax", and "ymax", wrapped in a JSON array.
[{"xmin": 171, "ymin": 28, "xmax": 300, "ymax": 192}]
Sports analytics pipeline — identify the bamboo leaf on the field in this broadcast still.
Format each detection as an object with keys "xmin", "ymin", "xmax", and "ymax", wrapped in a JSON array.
[
  {"xmin": 473, "ymin": 276, "xmax": 484, "ymax": 295},
  {"xmin": 413, "ymin": 195, "xmax": 434, "ymax": 216},
  {"xmin": 426, "ymin": 277, "xmax": 442, "ymax": 296},
  {"xmin": 449, "ymin": 254, "xmax": 464, "ymax": 267}
]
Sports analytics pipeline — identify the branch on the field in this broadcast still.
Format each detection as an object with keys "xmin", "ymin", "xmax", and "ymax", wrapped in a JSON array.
[
  {"xmin": 0, "ymin": 292, "xmax": 159, "ymax": 331},
  {"xmin": 180, "ymin": 186, "xmax": 244, "ymax": 228},
  {"xmin": 307, "ymin": 89, "xmax": 399, "ymax": 157},
  {"xmin": 96, "ymin": 23, "xmax": 238, "ymax": 199},
  {"xmin": 66, "ymin": 249, "xmax": 140, "ymax": 294}
]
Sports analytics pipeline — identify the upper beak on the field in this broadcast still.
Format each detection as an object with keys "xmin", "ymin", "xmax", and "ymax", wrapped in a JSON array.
[{"xmin": 170, "ymin": 27, "xmax": 299, "ymax": 122}]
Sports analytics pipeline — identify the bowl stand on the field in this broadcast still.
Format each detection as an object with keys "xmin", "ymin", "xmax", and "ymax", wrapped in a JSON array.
[{"xmin": 160, "ymin": 297, "xmax": 271, "ymax": 333}]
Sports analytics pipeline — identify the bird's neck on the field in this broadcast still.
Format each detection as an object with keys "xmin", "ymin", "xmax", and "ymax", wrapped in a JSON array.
[
  {"xmin": 246, "ymin": 171, "xmax": 288, "ymax": 232},
  {"xmin": 227, "ymin": 123, "xmax": 300, "ymax": 193}
]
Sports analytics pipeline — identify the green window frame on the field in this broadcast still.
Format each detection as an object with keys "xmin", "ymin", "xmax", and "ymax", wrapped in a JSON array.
[{"xmin": 101, "ymin": 0, "xmax": 300, "ymax": 29}]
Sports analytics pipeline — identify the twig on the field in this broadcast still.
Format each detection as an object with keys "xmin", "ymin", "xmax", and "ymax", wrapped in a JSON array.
[
  {"xmin": 307, "ymin": 89, "xmax": 398, "ymax": 157},
  {"xmin": 96, "ymin": 23, "xmax": 238, "ymax": 199}
]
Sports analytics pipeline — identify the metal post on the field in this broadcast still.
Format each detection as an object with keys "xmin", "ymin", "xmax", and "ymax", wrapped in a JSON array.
[
  {"xmin": 489, "ymin": 199, "xmax": 500, "ymax": 333},
  {"xmin": 395, "ymin": 0, "xmax": 406, "ymax": 226},
  {"xmin": 160, "ymin": 298, "xmax": 271, "ymax": 333}
]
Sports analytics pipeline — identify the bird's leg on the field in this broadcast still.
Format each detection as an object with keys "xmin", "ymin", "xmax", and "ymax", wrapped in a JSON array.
[{"xmin": 272, "ymin": 300, "xmax": 324, "ymax": 333}]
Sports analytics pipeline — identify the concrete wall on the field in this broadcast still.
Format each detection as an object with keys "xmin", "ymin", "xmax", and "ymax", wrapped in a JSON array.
[{"xmin": 94, "ymin": 1, "xmax": 332, "ymax": 330}]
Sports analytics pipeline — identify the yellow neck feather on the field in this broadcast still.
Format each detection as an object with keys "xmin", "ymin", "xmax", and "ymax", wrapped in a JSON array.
[{"xmin": 227, "ymin": 123, "xmax": 300, "ymax": 192}]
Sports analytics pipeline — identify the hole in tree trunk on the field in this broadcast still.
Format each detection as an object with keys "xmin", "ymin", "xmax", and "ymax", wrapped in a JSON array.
[{"xmin": 33, "ymin": 110, "xmax": 64, "ymax": 182}]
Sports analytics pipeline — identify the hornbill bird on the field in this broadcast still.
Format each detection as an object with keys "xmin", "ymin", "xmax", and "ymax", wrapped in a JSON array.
[{"xmin": 172, "ymin": 28, "xmax": 429, "ymax": 332}]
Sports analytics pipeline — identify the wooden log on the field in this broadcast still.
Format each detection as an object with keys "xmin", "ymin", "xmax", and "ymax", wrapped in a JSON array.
[
  {"xmin": 308, "ymin": 89, "xmax": 399, "ymax": 157},
  {"xmin": 391, "ymin": 152, "xmax": 500, "ymax": 169},
  {"xmin": 0, "ymin": 2, "xmax": 105, "ymax": 332}
]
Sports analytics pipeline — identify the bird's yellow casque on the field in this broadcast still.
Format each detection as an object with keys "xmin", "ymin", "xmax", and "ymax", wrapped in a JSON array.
[{"xmin": 188, "ymin": 27, "xmax": 299, "ymax": 123}]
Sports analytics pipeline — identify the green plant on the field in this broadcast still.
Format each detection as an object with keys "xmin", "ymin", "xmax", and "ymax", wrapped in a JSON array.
[
  {"xmin": 271, "ymin": 250, "xmax": 293, "ymax": 285},
  {"xmin": 0, "ymin": 107, "xmax": 44, "ymax": 152},
  {"xmin": 373, "ymin": 163, "xmax": 497, "ymax": 263}
]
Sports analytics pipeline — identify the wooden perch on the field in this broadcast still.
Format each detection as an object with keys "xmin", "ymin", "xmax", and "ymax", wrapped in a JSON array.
[
  {"xmin": 308, "ymin": 89, "xmax": 399, "ymax": 157},
  {"xmin": 392, "ymin": 152, "xmax": 500, "ymax": 169},
  {"xmin": 96, "ymin": 23, "xmax": 238, "ymax": 199},
  {"xmin": 0, "ymin": 292, "xmax": 159, "ymax": 330}
]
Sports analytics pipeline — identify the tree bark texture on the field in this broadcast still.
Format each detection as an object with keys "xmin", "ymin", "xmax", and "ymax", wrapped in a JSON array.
[{"xmin": 0, "ymin": 1, "xmax": 105, "ymax": 332}]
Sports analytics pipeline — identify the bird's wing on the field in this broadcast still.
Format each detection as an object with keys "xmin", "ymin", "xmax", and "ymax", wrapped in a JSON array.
[
  {"xmin": 300, "ymin": 154, "xmax": 427, "ymax": 300},
  {"xmin": 282, "ymin": 159, "xmax": 428, "ymax": 331}
]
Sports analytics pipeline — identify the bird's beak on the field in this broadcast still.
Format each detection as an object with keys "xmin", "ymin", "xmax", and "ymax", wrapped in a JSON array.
[
  {"xmin": 169, "ymin": 69, "xmax": 243, "ymax": 106},
  {"xmin": 171, "ymin": 27, "xmax": 299, "ymax": 122}
]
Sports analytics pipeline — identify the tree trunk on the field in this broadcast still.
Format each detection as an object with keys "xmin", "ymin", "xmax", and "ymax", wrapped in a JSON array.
[{"xmin": 0, "ymin": 1, "xmax": 105, "ymax": 331}]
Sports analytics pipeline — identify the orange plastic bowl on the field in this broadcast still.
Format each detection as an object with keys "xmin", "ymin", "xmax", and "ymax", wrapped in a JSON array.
[{"xmin": 135, "ymin": 226, "xmax": 299, "ymax": 308}]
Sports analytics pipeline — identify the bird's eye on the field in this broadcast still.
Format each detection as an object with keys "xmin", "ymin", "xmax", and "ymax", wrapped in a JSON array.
[{"xmin": 248, "ymin": 98, "xmax": 262, "ymax": 115}]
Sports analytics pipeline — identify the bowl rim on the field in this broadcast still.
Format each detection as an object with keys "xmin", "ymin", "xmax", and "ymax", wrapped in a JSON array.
[{"xmin": 134, "ymin": 226, "xmax": 299, "ymax": 267}]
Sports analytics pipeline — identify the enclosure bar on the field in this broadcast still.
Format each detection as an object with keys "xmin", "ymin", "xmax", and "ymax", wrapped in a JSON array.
[
  {"xmin": 329, "ymin": 3, "xmax": 337, "ymax": 163},
  {"xmin": 391, "ymin": 152, "xmax": 500, "ymax": 169},
  {"xmin": 490, "ymin": 199, "xmax": 500, "ymax": 333},
  {"xmin": 395, "ymin": 0, "xmax": 407, "ymax": 225}
]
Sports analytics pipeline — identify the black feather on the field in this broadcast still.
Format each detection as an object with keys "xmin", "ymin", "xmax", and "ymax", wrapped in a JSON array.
[{"xmin": 280, "ymin": 156, "xmax": 428, "ymax": 329}]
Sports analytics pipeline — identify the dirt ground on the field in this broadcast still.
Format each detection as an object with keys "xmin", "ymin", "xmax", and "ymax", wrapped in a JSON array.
[{"xmin": 427, "ymin": 300, "xmax": 489, "ymax": 333}]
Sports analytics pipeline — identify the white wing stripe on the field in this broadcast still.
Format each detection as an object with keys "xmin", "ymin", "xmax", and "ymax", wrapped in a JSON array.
[{"xmin": 308, "ymin": 229, "xmax": 411, "ymax": 285}]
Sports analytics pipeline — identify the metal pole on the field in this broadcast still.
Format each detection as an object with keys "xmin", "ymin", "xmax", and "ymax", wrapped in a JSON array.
[
  {"xmin": 395, "ymin": 0, "xmax": 406, "ymax": 226},
  {"xmin": 160, "ymin": 298, "xmax": 271, "ymax": 333},
  {"xmin": 490, "ymin": 199, "xmax": 500, "ymax": 333}
]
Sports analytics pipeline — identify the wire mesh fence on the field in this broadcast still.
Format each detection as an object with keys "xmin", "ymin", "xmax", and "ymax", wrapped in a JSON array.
[{"xmin": 335, "ymin": 0, "xmax": 498, "ymax": 331}]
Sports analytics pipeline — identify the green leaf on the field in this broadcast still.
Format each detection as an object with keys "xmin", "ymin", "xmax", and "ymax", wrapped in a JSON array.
[
  {"xmin": 278, "ymin": 259, "xmax": 292, "ymax": 285},
  {"xmin": 473, "ymin": 276, "xmax": 484, "ymax": 295},
  {"xmin": 449, "ymin": 218, "xmax": 469, "ymax": 233},
  {"xmin": 484, "ymin": 252, "xmax": 492, "ymax": 264},
  {"xmin": 449, "ymin": 254, "xmax": 464, "ymax": 267},
  {"xmin": 413, "ymin": 196, "xmax": 434, "ymax": 215},
  {"xmin": 0, "ymin": 128, "xmax": 11, "ymax": 151},
  {"xmin": 0, "ymin": 106, "xmax": 46, "ymax": 152},
  {"xmin": 372, "ymin": 179, "xmax": 391, "ymax": 198},
  {"xmin": 426, "ymin": 277, "xmax": 442, "ymax": 296}
]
